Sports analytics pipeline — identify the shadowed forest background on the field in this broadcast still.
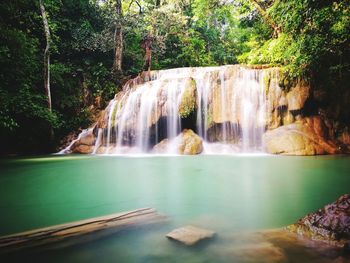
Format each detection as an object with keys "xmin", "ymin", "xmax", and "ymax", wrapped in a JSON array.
[{"xmin": 0, "ymin": 0, "xmax": 349, "ymax": 154}]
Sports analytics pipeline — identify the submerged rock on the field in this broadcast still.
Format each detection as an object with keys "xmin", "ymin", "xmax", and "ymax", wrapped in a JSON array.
[
  {"xmin": 153, "ymin": 129, "xmax": 203, "ymax": 155},
  {"xmin": 263, "ymin": 116, "xmax": 339, "ymax": 155},
  {"xmin": 166, "ymin": 225, "xmax": 215, "ymax": 246},
  {"xmin": 286, "ymin": 194, "xmax": 350, "ymax": 248},
  {"xmin": 229, "ymin": 242, "xmax": 286, "ymax": 263}
]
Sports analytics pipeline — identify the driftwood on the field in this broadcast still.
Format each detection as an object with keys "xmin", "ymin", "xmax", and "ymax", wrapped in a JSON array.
[{"xmin": 0, "ymin": 207, "xmax": 165, "ymax": 252}]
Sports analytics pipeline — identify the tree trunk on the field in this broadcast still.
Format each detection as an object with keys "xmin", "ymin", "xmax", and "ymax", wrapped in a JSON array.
[
  {"xmin": 249, "ymin": 0, "xmax": 281, "ymax": 38},
  {"xmin": 39, "ymin": 0, "xmax": 52, "ymax": 111},
  {"xmin": 141, "ymin": 36, "xmax": 153, "ymax": 73},
  {"xmin": 113, "ymin": 0, "xmax": 123, "ymax": 75},
  {"xmin": 0, "ymin": 208, "xmax": 166, "ymax": 252}
]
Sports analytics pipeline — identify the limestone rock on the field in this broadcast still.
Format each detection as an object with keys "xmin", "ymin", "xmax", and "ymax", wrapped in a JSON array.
[
  {"xmin": 286, "ymin": 81, "xmax": 310, "ymax": 111},
  {"xmin": 68, "ymin": 128, "xmax": 96, "ymax": 154},
  {"xmin": 166, "ymin": 225, "xmax": 215, "ymax": 246},
  {"xmin": 153, "ymin": 129, "xmax": 203, "ymax": 155},
  {"xmin": 263, "ymin": 116, "xmax": 339, "ymax": 155},
  {"xmin": 286, "ymin": 194, "xmax": 350, "ymax": 247},
  {"xmin": 338, "ymin": 127, "xmax": 350, "ymax": 150},
  {"xmin": 230, "ymin": 242, "xmax": 286, "ymax": 263},
  {"xmin": 152, "ymin": 138, "xmax": 170, "ymax": 153},
  {"xmin": 178, "ymin": 129, "xmax": 203, "ymax": 154},
  {"xmin": 178, "ymin": 78, "xmax": 197, "ymax": 118},
  {"xmin": 73, "ymin": 144, "xmax": 94, "ymax": 154},
  {"xmin": 78, "ymin": 131, "xmax": 95, "ymax": 146}
]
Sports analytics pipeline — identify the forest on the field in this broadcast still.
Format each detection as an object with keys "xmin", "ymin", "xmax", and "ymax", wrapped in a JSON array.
[{"xmin": 0, "ymin": 0, "xmax": 349, "ymax": 154}]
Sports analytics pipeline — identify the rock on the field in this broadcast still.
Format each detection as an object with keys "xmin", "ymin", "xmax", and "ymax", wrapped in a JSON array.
[
  {"xmin": 68, "ymin": 128, "xmax": 96, "ymax": 154},
  {"xmin": 286, "ymin": 81, "xmax": 310, "ymax": 111},
  {"xmin": 166, "ymin": 225, "xmax": 215, "ymax": 246},
  {"xmin": 230, "ymin": 242, "xmax": 286, "ymax": 263},
  {"xmin": 286, "ymin": 194, "xmax": 350, "ymax": 247},
  {"xmin": 152, "ymin": 138, "xmax": 170, "ymax": 153},
  {"xmin": 152, "ymin": 129, "xmax": 203, "ymax": 155},
  {"xmin": 263, "ymin": 116, "xmax": 339, "ymax": 155},
  {"xmin": 178, "ymin": 129, "xmax": 203, "ymax": 154},
  {"xmin": 73, "ymin": 144, "xmax": 94, "ymax": 154},
  {"xmin": 338, "ymin": 127, "xmax": 350, "ymax": 149},
  {"xmin": 265, "ymin": 69, "xmax": 287, "ymax": 130},
  {"xmin": 178, "ymin": 78, "xmax": 197, "ymax": 118},
  {"xmin": 78, "ymin": 130, "xmax": 95, "ymax": 146},
  {"xmin": 265, "ymin": 76, "xmax": 311, "ymax": 130}
]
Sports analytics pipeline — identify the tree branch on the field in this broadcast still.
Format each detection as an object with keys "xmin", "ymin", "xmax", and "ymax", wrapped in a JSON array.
[{"xmin": 249, "ymin": 0, "xmax": 281, "ymax": 37}]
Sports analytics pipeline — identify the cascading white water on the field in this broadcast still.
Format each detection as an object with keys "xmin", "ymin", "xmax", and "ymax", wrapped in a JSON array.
[{"xmin": 90, "ymin": 65, "xmax": 269, "ymax": 154}]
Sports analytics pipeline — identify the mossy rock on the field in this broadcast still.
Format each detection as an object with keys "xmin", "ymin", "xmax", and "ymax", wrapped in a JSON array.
[
  {"xmin": 178, "ymin": 129, "xmax": 203, "ymax": 155},
  {"xmin": 152, "ymin": 129, "xmax": 203, "ymax": 155},
  {"xmin": 178, "ymin": 78, "xmax": 197, "ymax": 118},
  {"xmin": 263, "ymin": 72, "xmax": 271, "ymax": 95}
]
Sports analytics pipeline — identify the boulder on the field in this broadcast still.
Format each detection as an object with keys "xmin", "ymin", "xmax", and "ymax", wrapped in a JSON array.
[
  {"xmin": 152, "ymin": 138, "xmax": 170, "ymax": 153},
  {"xmin": 178, "ymin": 129, "xmax": 203, "ymax": 154},
  {"xmin": 263, "ymin": 116, "xmax": 339, "ymax": 155},
  {"xmin": 78, "ymin": 130, "xmax": 95, "ymax": 146},
  {"xmin": 166, "ymin": 225, "xmax": 215, "ymax": 246},
  {"xmin": 73, "ymin": 144, "xmax": 94, "ymax": 154},
  {"xmin": 286, "ymin": 194, "xmax": 350, "ymax": 248},
  {"xmin": 153, "ymin": 129, "xmax": 203, "ymax": 155}
]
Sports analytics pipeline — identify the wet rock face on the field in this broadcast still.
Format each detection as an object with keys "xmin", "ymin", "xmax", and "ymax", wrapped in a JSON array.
[
  {"xmin": 263, "ymin": 116, "xmax": 340, "ymax": 155},
  {"xmin": 178, "ymin": 78, "xmax": 197, "ymax": 118},
  {"xmin": 286, "ymin": 81, "xmax": 310, "ymax": 111},
  {"xmin": 265, "ymin": 76, "xmax": 311, "ymax": 130},
  {"xmin": 286, "ymin": 194, "xmax": 350, "ymax": 247}
]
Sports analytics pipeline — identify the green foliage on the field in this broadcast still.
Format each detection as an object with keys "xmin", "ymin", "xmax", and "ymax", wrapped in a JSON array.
[
  {"xmin": 0, "ymin": 0, "xmax": 118, "ymax": 154},
  {"xmin": 239, "ymin": 0, "xmax": 350, "ymax": 80}
]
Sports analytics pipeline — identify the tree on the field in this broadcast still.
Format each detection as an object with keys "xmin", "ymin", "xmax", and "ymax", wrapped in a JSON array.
[
  {"xmin": 39, "ymin": 0, "xmax": 52, "ymax": 111},
  {"xmin": 140, "ymin": 35, "xmax": 154, "ymax": 71},
  {"xmin": 248, "ymin": 0, "xmax": 280, "ymax": 37},
  {"xmin": 113, "ymin": 0, "xmax": 123, "ymax": 75}
]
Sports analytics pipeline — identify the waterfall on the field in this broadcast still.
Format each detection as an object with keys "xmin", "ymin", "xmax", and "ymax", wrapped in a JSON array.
[
  {"xmin": 194, "ymin": 66, "xmax": 266, "ymax": 153},
  {"xmin": 62, "ymin": 65, "xmax": 272, "ymax": 154}
]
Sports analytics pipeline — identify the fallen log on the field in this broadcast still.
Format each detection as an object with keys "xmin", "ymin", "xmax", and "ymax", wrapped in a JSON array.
[{"xmin": 0, "ymin": 207, "xmax": 166, "ymax": 252}]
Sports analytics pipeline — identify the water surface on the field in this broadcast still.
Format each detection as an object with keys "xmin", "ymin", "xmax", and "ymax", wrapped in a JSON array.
[{"xmin": 0, "ymin": 155, "xmax": 349, "ymax": 262}]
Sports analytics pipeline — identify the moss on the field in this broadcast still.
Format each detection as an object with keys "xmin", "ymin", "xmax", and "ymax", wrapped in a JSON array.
[
  {"xmin": 178, "ymin": 78, "xmax": 197, "ymax": 118},
  {"xmin": 110, "ymin": 102, "xmax": 119, "ymax": 127},
  {"xmin": 206, "ymin": 108, "xmax": 214, "ymax": 129},
  {"xmin": 263, "ymin": 72, "xmax": 271, "ymax": 95}
]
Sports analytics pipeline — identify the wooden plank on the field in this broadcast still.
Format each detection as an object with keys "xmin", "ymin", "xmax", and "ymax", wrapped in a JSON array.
[{"xmin": 0, "ymin": 207, "xmax": 166, "ymax": 251}]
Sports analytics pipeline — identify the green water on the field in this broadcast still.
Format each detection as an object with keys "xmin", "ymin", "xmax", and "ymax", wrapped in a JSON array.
[{"xmin": 0, "ymin": 155, "xmax": 349, "ymax": 262}]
